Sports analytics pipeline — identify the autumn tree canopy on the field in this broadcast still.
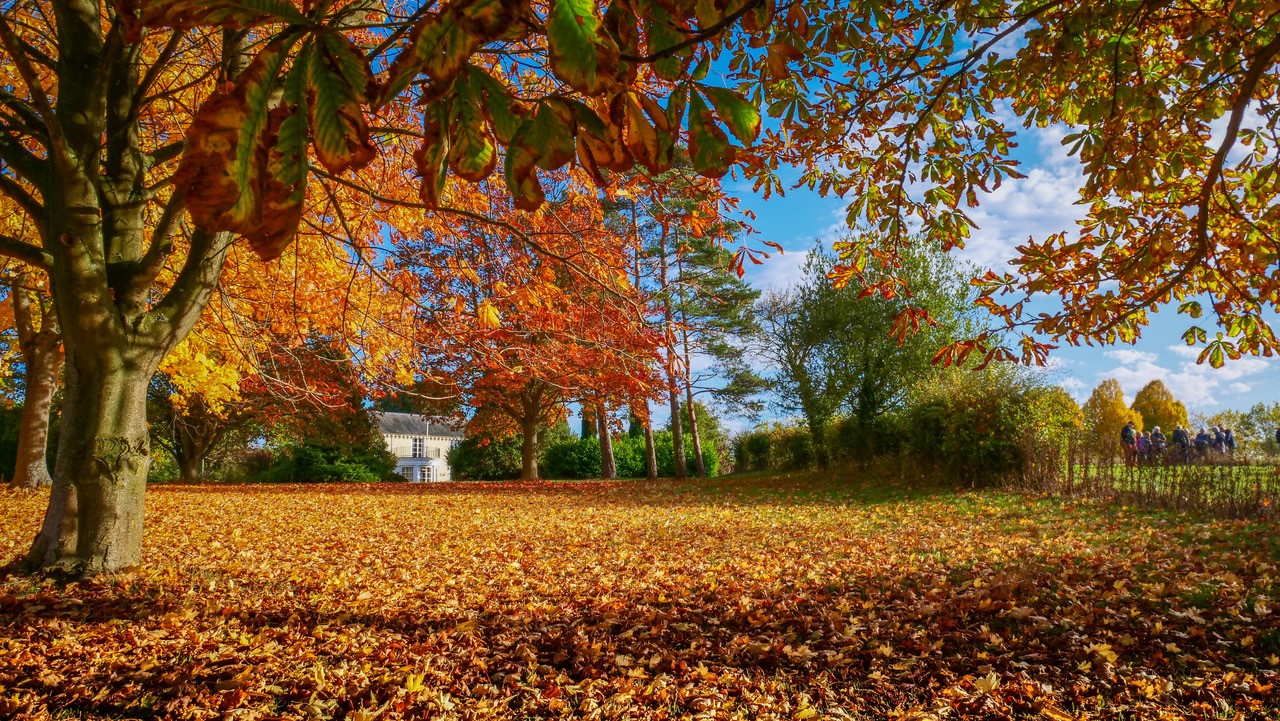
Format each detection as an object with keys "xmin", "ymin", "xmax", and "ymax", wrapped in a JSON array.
[
  {"xmin": 1082, "ymin": 379, "xmax": 1144, "ymax": 461},
  {"xmin": 1131, "ymin": 380, "xmax": 1190, "ymax": 434}
]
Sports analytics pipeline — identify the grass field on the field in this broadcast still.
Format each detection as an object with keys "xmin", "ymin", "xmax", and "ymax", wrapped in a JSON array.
[{"xmin": 2, "ymin": 475, "xmax": 1278, "ymax": 720}]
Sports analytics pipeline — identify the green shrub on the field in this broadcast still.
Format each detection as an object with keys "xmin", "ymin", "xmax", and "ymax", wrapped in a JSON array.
[
  {"xmin": 731, "ymin": 424, "xmax": 813, "ymax": 473},
  {"xmin": 898, "ymin": 367, "xmax": 1077, "ymax": 486},
  {"xmin": 542, "ymin": 437, "xmax": 601, "ymax": 479},
  {"xmin": 250, "ymin": 440, "xmax": 396, "ymax": 483},
  {"xmin": 448, "ymin": 435, "xmax": 522, "ymax": 481},
  {"xmin": 542, "ymin": 432, "xmax": 716, "ymax": 479}
]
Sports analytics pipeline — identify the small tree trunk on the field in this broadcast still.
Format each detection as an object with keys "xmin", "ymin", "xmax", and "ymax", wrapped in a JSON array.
[
  {"xmin": 685, "ymin": 391, "xmax": 706, "ymax": 478},
  {"xmin": 12, "ymin": 359, "xmax": 60, "ymax": 489},
  {"xmin": 520, "ymin": 416, "xmax": 539, "ymax": 480},
  {"xmin": 669, "ymin": 388, "xmax": 687, "ymax": 479},
  {"xmin": 580, "ymin": 406, "xmax": 596, "ymax": 439},
  {"xmin": 8, "ymin": 273, "xmax": 63, "ymax": 490},
  {"xmin": 643, "ymin": 419, "xmax": 658, "ymax": 481},
  {"xmin": 597, "ymin": 403, "xmax": 616, "ymax": 479},
  {"xmin": 10, "ymin": 339, "xmax": 62, "ymax": 489}
]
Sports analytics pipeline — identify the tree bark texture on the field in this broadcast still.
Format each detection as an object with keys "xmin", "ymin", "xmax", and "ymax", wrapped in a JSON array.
[
  {"xmin": 8, "ymin": 273, "xmax": 63, "ymax": 489},
  {"xmin": 520, "ymin": 415, "xmax": 540, "ymax": 481},
  {"xmin": 596, "ymin": 403, "xmax": 616, "ymax": 479},
  {"xmin": 658, "ymin": 222, "xmax": 686, "ymax": 479}
]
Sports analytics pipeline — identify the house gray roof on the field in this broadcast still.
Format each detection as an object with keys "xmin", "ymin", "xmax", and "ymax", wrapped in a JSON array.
[{"xmin": 373, "ymin": 412, "xmax": 464, "ymax": 438}]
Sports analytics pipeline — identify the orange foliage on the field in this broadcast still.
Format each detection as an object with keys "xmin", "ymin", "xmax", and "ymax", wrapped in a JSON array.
[{"xmin": 2, "ymin": 477, "xmax": 1278, "ymax": 718}]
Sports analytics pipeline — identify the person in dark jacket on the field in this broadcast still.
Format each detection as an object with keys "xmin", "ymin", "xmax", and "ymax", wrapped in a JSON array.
[
  {"xmin": 1194, "ymin": 428, "xmax": 1211, "ymax": 460},
  {"xmin": 1223, "ymin": 427, "xmax": 1236, "ymax": 459},
  {"xmin": 1120, "ymin": 421, "xmax": 1138, "ymax": 467},
  {"xmin": 1171, "ymin": 425, "xmax": 1190, "ymax": 462}
]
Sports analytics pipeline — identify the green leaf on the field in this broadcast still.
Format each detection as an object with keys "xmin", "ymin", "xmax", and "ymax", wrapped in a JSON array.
[
  {"xmin": 319, "ymin": 28, "xmax": 372, "ymax": 98},
  {"xmin": 376, "ymin": 13, "xmax": 477, "ymax": 108},
  {"xmin": 647, "ymin": 5, "xmax": 690, "ymax": 80},
  {"xmin": 449, "ymin": 82, "xmax": 498, "ymax": 182},
  {"xmin": 690, "ymin": 53, "xmax": 711, "ymax": 81},
  {"xmin": 252, "ymin": 51, "xmax": 311, "ymax": 260},
  {"xmin": 465, "ymin": 67, "xmax": 522, "ymax": 144},
  {"xmin": 548, "ymin": 0, "xmax": 616, "ymax": 94},
  {"xmin": 174, "ymin": 37, "xmax": 295, "ymax": 235},
  {"xmin": 687, "ymin": 90, "xmax": 731, "ymax": 178},
  {"xmin": 529, "ymin": 101, "xmax": 577, "ymax": 171},
  {"xmin": 699, "ymin": 85, "xmax": 761, "ymax": 145},
  {"xmin": 308, "ymin": 33, "xmax": 376, "ymax": 173},
  {"xmin": 416, "ymin": 103, "xmax": 450, "ymax": 207}
]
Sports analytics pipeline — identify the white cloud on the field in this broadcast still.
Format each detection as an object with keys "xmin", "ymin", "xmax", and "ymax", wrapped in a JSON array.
[
  {"xmin": 745, "ymin": 208, "xmax": 847, "ymax": 292},
  {"xmin": 1094, "ymin": 347, "xmax": 1277, "ymax": 412},
  {"xmin": 959, "ymin": 123, "xmax": 1088, "ymax": 271},
  {"xmin": 1104, "ymin": 349, "xmax": 1159, "ymax": 365},
  {"xmin": 750, "ymin": 245, "xmax": 813, "ymax": 291}
]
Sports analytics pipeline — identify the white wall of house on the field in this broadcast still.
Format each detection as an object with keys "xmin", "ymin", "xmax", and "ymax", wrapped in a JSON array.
[{"xmin": 384, "ymin": 434, "xmax": 458, "ymax": 482}]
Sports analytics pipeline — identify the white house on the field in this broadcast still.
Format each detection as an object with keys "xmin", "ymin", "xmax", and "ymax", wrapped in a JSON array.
[{"xmin": 374, "ymin": 412, "xmax": 464, "ymax": 482}]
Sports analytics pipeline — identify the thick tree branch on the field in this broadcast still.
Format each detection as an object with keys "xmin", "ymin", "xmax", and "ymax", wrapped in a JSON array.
[
  {"xmin": 0, "ymin": 232, "xmax": 52, "ymax": 270},
  {"xmin": 145, "ymin": 229, "xmax": 234, "ymax": 350},
  {"xmin": 0, "ymin": 8, "xmax": 66, "ymax": 163},
  {"xmin": 0, "ymin": 173, "xmax": 45, "ymax": 229},
  {"xmin": 146, "ymin": 139, "xmax": 185, "ymax": 168},
  {"xmin": 618, "ymin": 0, "xmax": 764, "ymax": 63}
]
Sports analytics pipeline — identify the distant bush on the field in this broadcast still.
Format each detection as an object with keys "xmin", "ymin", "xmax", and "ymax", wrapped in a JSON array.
[
  {"xmin": 542, "ymin": 432, "xmax": 716, "ymax": 479},
  {"xmin": 731, "ymin": 424, "xmax": 813, "ymax": 474},
  {"xmin": 731, "ymin": 368, "xmax": 1076, "ymax": 486},
  {"xmin": 251, "ymin": 440, "xmax": 397, "ymax": 483},
  {"xmin": 447, "ymin": 435, "xmax": 523, "ymax": 481},
  {"xmin": 898, "ymin": 367, "xmax": 1080, "ymax": 486},
  {"xmin": 542, "ymin": 437, "xmax": 601, "ymax": 479}
]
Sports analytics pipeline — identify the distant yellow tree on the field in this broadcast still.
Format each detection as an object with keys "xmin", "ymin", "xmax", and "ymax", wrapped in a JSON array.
[
  {"xmin": 1131, "ymin": 380, "xmax": 1189, "ymax": 433},
  {"xmin": 1082, "ymin": 379, "xmax": 1143, "ymax": 460}
]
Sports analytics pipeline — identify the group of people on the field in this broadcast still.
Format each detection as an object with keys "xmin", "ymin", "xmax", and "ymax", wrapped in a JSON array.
[{"xmin": 1119, "ymin": 421, "xmax": 1239, "ymax": 466}]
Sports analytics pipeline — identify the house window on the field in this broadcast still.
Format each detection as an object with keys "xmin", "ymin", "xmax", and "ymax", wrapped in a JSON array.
[
  {"xmin": 412, "ymin": 437, "xmax": 424, "ymax": 458},
  {"xmin": 418, "ymin": 465, "xmax": 433, "ymax": 482},
  {"xmin": 398, "ymin": 467, "xmax": 411, "ymax": 481},
  {"xmin": 433, "ymin": 447, "xmax": 442, "ymax": 459}
]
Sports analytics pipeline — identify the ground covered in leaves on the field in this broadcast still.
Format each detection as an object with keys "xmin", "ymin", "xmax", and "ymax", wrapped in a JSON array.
[{"xmin": 1, "ymin": 475, "xmax": 1278, "ymax": 720}]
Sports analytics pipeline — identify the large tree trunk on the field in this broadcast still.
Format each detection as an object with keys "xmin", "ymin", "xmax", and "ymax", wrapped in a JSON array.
[
  {"xmin": 26, "ymin": 357, "xmax": 157, "ymax": 573},
  {"xmin": 12, "ymin": 13, "xmax": 238, "ymax": 574},
  {"xmin": 520, "ymin": 415, "xmax": 539, "ymax": 480},
  {"xmin": 596, "ymin": 403, "xmax": 616, "ymax": 479},
  {"xmin": 8, "ymin": 273, "xmax": 63, "ymax": 489}
]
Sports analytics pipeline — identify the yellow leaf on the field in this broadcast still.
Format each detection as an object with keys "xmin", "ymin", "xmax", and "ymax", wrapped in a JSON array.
[
  {"xmin": 974, "ymin": 671, "xmax": 999, "ymax": 693},
  {"xmin": 477, "ymin": 300, "xmax": 500, "ymax": 329}
]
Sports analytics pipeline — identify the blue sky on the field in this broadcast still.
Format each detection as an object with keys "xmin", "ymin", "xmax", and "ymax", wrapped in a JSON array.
[{"xmin": 726, "ymin": 121, "xmax": 1280, "ymax": 419}]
